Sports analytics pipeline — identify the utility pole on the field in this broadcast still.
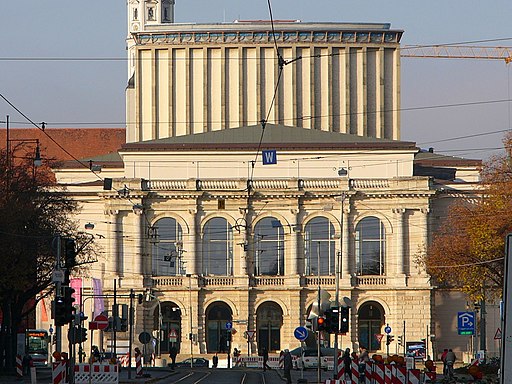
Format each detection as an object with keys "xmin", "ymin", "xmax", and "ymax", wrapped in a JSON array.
[
  {"xmin": 55, "ymin": 235, "xmax": 62, "ymax": 353},
  {"xmin": 128, "ymin": 288, "xmax": 134, "ymax": 379}
]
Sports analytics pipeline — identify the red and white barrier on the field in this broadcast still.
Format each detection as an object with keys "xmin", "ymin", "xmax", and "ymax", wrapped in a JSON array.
[
  {"xmin": 16, "ymin": 354, "xmax": 23, "ymax": 377},
  {"xmin": 74, "ymin": 363, "xmax": 119, "ymax": 384},
  {"xmin": 135, "ymin": 354, "xmax": 143, "ymax": 376},
  {"xmin": 365, "ymin": 361, "xmax": 373, "ymax": 384},
  {"xmin": 118, "ymin": 353, "xmax": 130, "ymax": 367},
  {"xmin": 385, "ymin": 364, "xmax": 393, "ymax": 384},
  {"xmin": 424, "ymin": 371, "xmax": 436, "ymax": 383},
  {"xmin": 408, "ymin": 369, "xmax": 421, "ymax": 384},
  {"xmin": 52, "ymin": 361, "xmax": 67, "ymax": 384},
  {"xmin": 395, "ymin": 366, "xmax": 407, "ymax": 384},
  {"xmin": 279, "ymin": 352, "xmax": 284, "ymax": 369},
  {"xmin": 351, "ymin": 360, "xmax": 360, "ymax": 383},
  {"xmin": 374, "ymin": 363, "xmax": 385, "ymax": 384}
]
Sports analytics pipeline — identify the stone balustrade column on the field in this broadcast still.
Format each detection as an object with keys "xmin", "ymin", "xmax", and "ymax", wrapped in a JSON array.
[{"xmin": 393, "ymin": 208, "xmax": 406, "ymax": 275}]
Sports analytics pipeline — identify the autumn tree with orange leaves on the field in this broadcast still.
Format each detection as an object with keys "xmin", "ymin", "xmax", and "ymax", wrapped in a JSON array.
[{"xmin": 426, "ymin": 133, "xmax": 512, "ymax": 301}]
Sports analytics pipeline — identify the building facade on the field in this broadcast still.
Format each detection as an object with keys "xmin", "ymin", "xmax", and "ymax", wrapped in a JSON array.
[{"xmin": 38, "ymin": 0, "xmax": 501, "ymax": 363}]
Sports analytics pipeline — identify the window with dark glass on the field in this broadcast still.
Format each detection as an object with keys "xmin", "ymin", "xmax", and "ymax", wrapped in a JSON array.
[
  {"xmin": 152, "ymin": 217, "xmax": 183, "ymax": 276},
  {"xmin": 355, "ymin": 216, "xmax": 385, "ymax": 275},
  {"xmin": 253, "ymin": 217, "xmax": 284, "ymax": 276},
  {"xmin": 202, "ymin": 217, "xmax": 233, "ymax": 276},
  {"xmin": 304, "ymin": 217, "xmax": 336, "ymax": 275}
]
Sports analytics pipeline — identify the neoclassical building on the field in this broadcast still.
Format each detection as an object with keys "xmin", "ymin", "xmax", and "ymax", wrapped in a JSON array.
[{"xmin": 40, "ymin": 0, "xmax": 500, "ymax": 362}]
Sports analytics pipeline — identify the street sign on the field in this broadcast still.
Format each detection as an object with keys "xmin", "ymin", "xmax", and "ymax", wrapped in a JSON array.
[
  {"xmin": 495, "ymin": 328, "xmax": 502, "ymax": 340},
  {"xmin": 458, "ymin": 311, "xmax": 475, "ymax": 335},
  {"xmin": 245, "ymin": 330, "xmax": 255, "ymax": 340},
  {"xmin": 138, "ymin": 332, "xmax": 151, "ymax": 344},
  {"xmin": 294, "ymin": 326, "xmax": 309, "ymax": 342},
  {"xmin": 94, "ymin": 314, "xmax": 109, "ymax": 330},
  {"xmin": 375, "ymin": 334, "xmax": 384, "ymax": 343},
  {"xmin": 262, "ymin": 150, "xmax": 277, "ymax": 165},
  {"xmin": 169, "ymin": 329, "xmax": 178, "ymax": 343},
  {"xmin": 384, "ymin": 325, "xmax": 392, "ymax": 334},
  {"xmin": 225, "ymin": 321, "xmax": 233, "ymax": 330}
]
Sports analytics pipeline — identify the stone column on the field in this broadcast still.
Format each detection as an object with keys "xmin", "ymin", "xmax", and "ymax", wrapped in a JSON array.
[
  {"xmin": 134, "ymin": 210, "xmax": 144, "ymax": 275},
  {"xmin": 341, "ymin": 204, "xmax": 351, "ymax": 280},
  {"xmin": 108, "ymin": 210, "xmax": 121, "ymax": 277},
  {"xmin": 393, "ymin": 208, "xmax": 406, "ymax": 275},
  {"xmin": 188, "ymin": 208, "xmax": 198, "ymax": 275}
]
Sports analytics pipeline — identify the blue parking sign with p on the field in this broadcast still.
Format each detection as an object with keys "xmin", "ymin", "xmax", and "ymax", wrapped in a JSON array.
[{"xmin": 458, "ymin": 311, "xmax": 475, "ymax": 335}]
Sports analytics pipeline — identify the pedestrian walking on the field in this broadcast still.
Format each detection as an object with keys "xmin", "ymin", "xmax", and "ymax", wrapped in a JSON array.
[
  {"xmin": 445, "ymin": 349, "xmax": 456, "ymax": 379},
  {"xmin": 283, "ymin": 349, "xmax": 292, "ymax": 384},
  {"xmin": 212, "ymin": 353, "xmax": 219, "ymax": 368},
  {"xmin": 343, "ymin": 348, "xmax": 352, "ymax": 381},
  {"xmin": 169, "ymin": 345, "xmax": 178, "ymax": 370},
  {"xmin": 261, "ymin": 346, "xmax": 271, "ymax": 371},
  {"xmin": 441, "ymin": 348, "xmax": 448, "ymax": 376}
]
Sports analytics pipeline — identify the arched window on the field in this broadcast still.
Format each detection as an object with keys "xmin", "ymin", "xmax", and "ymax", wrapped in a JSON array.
[
  {"xmin": 202, "ymin": 217, "xmax": 233, "ymax": 276},
  {"xmin": 304, "ymin": 217, "xmax": 336, "ymax": 275},
  {"xmin": 155, "ymin": 302, "xmax": 181, "ymax": 354},
  {"xmin": 152, "ymin": 217, "xmax": 183, "ymax": 276},
  {"xmin": 256, "ymin": 302, "xmax": 283, "ymax": 352},
  {"xmin": 355, "ymin": 216, "xmax": 385, "ymax": 275},
  {"xmin": 254, "ymin": 217, "xmax": 284, "ymax": 276}
]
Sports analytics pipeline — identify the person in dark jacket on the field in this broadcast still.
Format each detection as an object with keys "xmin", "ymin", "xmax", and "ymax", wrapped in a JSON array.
[
  {"xmin": 343, "ymin": 348, "xmax": 352, "ymax": 380},
  {"xmin": 283, "ymin": 349, "xmax": 292, "ymax": 384},
  {"xmin": 169, "ymin": 345, "xmax": 178, "ymax": 370}
]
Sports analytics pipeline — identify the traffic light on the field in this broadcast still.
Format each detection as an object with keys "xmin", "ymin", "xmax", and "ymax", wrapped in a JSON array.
[
  {"xmin": 340, "ymin": 307, "xmax": 349, "ymax": 333},
  {"xmin": 120, "ymin": 304, "xmax": 129, "ymax": 331},
  {"xmin": 317, "ymin": 316, "xmax": 327, "ymax": 332},
  {"xmin": 63, "ymin": 286, "xmax": 75, "ymax": 324},
  {"xmin": 324, "ymin": 307, "xmax": 339, "ymax": 334},
  {"xmin": 386, "ymin": 334, "xmax": 394, "ymax": 345},
  {"xmin": 63, "ymin": 238, "xmax": 77, "ymax": 268},
  {"xmin": 138, "ymin": 294, "xmax": 144, "ymax": 304},
  {"xmin": 397, "ymin": 335, "xmax": 403, "ymax": 346},
  {"xmin": 54, "ymin": 296, "xmax": 67, "ymax": 326},
  {"xmin": 79, "ymin": 327, "xmax": 87, "ymax": 343}
]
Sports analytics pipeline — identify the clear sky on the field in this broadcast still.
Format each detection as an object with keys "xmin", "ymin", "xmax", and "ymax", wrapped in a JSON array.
[{"xmin": 1, "ymin": 0, "xmax": 512, "ymax": 160}]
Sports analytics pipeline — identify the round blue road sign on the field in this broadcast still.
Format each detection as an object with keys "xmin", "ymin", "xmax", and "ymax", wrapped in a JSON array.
[
  {"xmin": 225, "ymin": 321, "xmax": 233, "ymax": 330},
  {"xmin": 294, "ymin": 326, "xmax": 309, "ymax": 341},
  {"xmin": 384, "ymin": 325, "xmax": 392, "ymax": 334}
]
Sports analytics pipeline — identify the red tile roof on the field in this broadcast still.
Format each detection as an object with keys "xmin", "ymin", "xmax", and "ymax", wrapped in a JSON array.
[{"xmin": 0, "ymin": 128, "xmax": 125, "ymax": 163}]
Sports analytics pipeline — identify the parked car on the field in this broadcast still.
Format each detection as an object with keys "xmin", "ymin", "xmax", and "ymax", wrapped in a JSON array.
[
  {"xmin": 294, "ymin": 349, "xmax": 326, "ymax": 370},
  {"xmin": 173, "ymin": 357, "xmax": 209, "ymax": 368}
]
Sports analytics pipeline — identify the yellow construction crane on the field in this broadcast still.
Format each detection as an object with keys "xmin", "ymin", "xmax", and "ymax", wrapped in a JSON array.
[{"xmin": 401, "ymin": 45, "xmax": 512, "ymax": 63}]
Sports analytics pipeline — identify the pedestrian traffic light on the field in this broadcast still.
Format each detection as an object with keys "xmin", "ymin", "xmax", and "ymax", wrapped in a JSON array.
[
  {"xmin": 397, "ymin": 335, "xmax": 403, "ymax": 346},
  {"xmin": 340, "ymin": 306, "xmax": 349, "ymax": 333},
  {"xmin": 386, "ymin": 334, "xmax": 394, "ymax": 345},
  {"xmin": 317, "ymin": 316, "xmax": 327, "ymax": 332}
]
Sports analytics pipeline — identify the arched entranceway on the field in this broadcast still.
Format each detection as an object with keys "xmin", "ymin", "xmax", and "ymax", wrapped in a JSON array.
[
  {"xmin": 154, "ymin": 302, "xmax": 181, "ymax": 354},
  {"xmin": 357, "ymin": 301, "xmax": 385, "ymax": 352},
  {"xmin": 256, "ymin": 302, "xmax": 283, "ymax": 353},
  {"xmin": 206, "ymin": 302, "xmax": 233, "ymax": 353}
]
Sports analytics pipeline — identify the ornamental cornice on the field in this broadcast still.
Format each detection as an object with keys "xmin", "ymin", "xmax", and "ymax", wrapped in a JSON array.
[{"xmin": 134, "ymin": 30, "xmax": 401, "ymax": 47}]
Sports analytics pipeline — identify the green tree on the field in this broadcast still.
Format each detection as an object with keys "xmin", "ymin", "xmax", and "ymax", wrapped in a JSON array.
[
  {"xmin": 426, "ymin": 133, "xmax": 512, "ymax": 301},
  {"xmin": 0, "ymin": 148, "xmax": 81, "ymax": 371}
]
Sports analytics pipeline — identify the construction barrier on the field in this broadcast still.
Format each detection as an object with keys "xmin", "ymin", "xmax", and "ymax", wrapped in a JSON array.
[
  {"xmin": 52, "ymin": 361, "xmax": 67, "ymax": 384},
  {"xmin": 267, "ymin": 356, "xmax": 281, "ymax": 369},
  {"xmin": 374, "ymin": 363, "xmax": 385, "ymax": 384},
  {"xmin": 118, "ymin": 353, "xmax": 130, "ymax": 367},
  {"xmin": 243, "ymin": 356, "xmax": 262, "ymax": 368},
  {"xmin": 424, "ymin": 371, "xmax": 436, "ymax": 383},
  {"xmin": 408, "ymin": 369, "xmax": 421, "ymax": 384},
  {"xmin": 385, "ymin": 364, "xmax": 393, "ymax": 384},
  {"xmin": 16, "ymin": 355, "xmax": 23, "ymax": 377},
  {"xmin": 351, "ymin": 360, "xmax": 360, "ymax": 383},
  {"xmin": 74, "ymin": 363, "xmax": 119, "ymax": 384},
  {"xmin": 279, "ymin": 351, "xmax": 284, "ymax": 369},
  {"xmin": 135, "ymin": 354, "xmax": 143, "ymax": 376}
]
